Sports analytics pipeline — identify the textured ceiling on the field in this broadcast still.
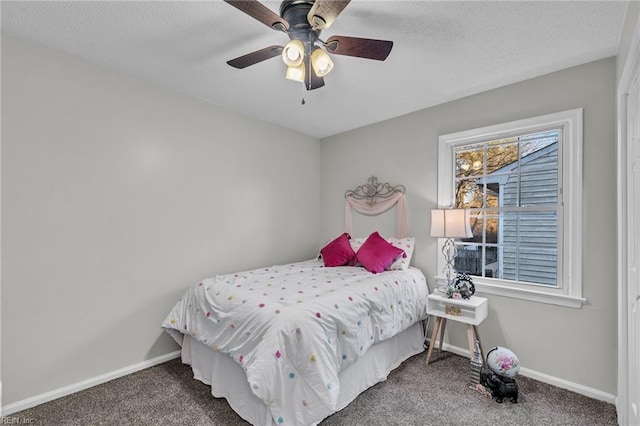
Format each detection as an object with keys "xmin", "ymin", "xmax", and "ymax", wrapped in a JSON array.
[{"xmin": 1, "ymin": 1, "xmax": 628, "ymax": 139}]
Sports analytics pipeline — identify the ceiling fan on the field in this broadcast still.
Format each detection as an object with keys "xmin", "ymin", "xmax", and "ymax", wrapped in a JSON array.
[{"xmin": 224, "ymin": 0, "xmax": 393, "ymax": 90}]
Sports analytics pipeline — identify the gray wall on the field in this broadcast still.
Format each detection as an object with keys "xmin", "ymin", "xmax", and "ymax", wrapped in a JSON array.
[
  {"xmin": 1, "ymin": 33, "xmax": 619, "ymax": 406},
  {"xmin": 320, "ymin": 58, "xmax": 617, "ymax": 395},
  {"xmin": 617, "ymin": 1, "xmax": 640, "ymax": 83},
  {"xmin": 1, "ymin": 36, "xmax": 321, "ymax": 405}
]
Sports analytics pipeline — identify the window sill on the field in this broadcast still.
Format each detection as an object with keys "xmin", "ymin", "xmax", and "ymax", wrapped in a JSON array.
[
  {"xmin": 475, "ymin": 281, "xmax": 586, "ymax": 308},
  {"xmin": 433, "ymin": 276, "xmax": 587, "ymax": 308}
]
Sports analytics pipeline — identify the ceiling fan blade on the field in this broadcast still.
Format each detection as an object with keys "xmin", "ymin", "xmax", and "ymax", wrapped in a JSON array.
[
  {"xmin": 307, "ymin": 0, "xmax": 351, "ymax": 30},
  {"xmin": 306, "ymin": 71, "xmax": 325, "ymax": 91},
  {"xmin": 227, "ymin": 45, "xmax": 283, "ymax": 69},
  {"xmin": 224, "ymin": 0, "xmax": 289, "ymax": 31},
  {"xmin": 325, "ymin": 35, "xmax": 393, "ymax": 61}
]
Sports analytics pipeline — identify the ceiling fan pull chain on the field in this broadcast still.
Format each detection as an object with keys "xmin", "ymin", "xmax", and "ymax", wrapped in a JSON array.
[
  {"xmin": 301, "ymin": 80, "xmax": 306, "ymax": 105},
  {"xmin": 302, "ymin": 47, "xmax": 310, "ymax": 105}
]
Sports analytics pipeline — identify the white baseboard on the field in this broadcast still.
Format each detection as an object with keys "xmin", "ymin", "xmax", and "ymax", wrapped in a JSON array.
[
  {"xmin": 1, "ymin": 350, "xmax": 181, "ymax": 417},
  {"xmin": 434, "ymin": 340, "xmax": 617, "ymax": 404},
  {"xmin": 3, "ymin": 340, "xmax": 618, "ymax": 416},
  {"xmin": 517, "ymin": 365, "xmax": 617, "ymax": 404}
]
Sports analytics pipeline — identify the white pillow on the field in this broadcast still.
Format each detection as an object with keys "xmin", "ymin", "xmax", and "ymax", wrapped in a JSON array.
[
  {"xmin": 350, "ymin": 236, "xmax": 415, "ymax": 270},
  {"xmin": 387, "ymin": 237, "xmax": 415, "ymax": 270},
  {"xmin": 349, "ymin": 237, "xmax": 366, "ymax": 253}
]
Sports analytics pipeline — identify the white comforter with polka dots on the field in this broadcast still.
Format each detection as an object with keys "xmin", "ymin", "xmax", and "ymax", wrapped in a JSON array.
[{"xmin": 162, "ymin": 259, "xmax": 428, "ymax": 426}]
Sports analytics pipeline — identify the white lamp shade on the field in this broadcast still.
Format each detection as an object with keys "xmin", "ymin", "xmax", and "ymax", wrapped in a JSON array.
[
  {"xmin": 430, "ymin": 209, "xmax": 473, "ymax": 239},
  {"xmin": 285, "ymin": 63, "xmax": 305, "ymax": 82},
  {"xmin": 282, "ymin": 40, "xmax": 305, "ymax": 67},
  {"xmin": 310, "ymin": 48, "xmax": 334, "ymax": 77}
]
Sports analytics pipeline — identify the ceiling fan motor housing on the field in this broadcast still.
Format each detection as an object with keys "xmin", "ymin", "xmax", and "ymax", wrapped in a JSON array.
[{"xmin": 280, "ymin": 0, "xmax": 321, "ymax": 44}]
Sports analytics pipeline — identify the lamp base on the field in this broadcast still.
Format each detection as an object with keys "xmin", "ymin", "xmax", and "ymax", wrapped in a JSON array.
[{"xmin": 442, "ymin": 238, "xmax": 458, "ymax": 282}]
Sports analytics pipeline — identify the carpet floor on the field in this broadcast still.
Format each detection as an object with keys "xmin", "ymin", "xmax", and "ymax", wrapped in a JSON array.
[{"xmin": 8, "ymin": 351, "xmax": 617, "ymax": 425}]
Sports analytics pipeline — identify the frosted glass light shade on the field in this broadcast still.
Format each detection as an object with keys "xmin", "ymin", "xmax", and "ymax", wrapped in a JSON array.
[
  {"xmin": 285, "ymin": 63, "xmax": 305, "ymax": 82},
  {"xmin": 430, "ymin": 209, "xmax": 473, "ymax": 239},
  {"xmin": 310, "ymin": 48, "xmax": 334, "ymax": 77},
  {"xmin": 282, "ymin": 40, "xmax": 304, "ymax": 67}
]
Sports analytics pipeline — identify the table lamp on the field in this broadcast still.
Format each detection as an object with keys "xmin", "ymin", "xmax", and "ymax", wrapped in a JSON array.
[{"xmin": 430, "ymin": 208, "xmax": 473, "ymax": 286}]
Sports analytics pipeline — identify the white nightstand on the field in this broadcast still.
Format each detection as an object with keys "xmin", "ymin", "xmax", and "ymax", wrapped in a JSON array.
[{"xmin": 425, "ymin": 292, "xmax": 488, "ymax": 365}]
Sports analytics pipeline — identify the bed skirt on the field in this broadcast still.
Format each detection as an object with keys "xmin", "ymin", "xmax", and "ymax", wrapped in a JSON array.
[{"xmin": 181, "ymin": 321, "xmax": 425, "ymax": 425}]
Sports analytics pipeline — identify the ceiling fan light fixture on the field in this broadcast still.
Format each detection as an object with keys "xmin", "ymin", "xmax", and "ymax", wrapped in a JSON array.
[
  {"xmin": 224, "ymin": 0, "xmax": 394, "ymax": 90},
  {"xmin": 310, "ymin": 47, "xmax": 334, "ymax": 77},
  {"xmin": 285, "ymin": 63, "xmax": 306, "ymax": 82},
  {"xmin": 282, "ymin": 39, "xmax": 305, "ymax": 67}
]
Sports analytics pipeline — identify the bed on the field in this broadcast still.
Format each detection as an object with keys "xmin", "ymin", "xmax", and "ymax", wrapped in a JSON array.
[{"xmin": 162, "ymin": 178, "xmax": 429, "ymax": 425}]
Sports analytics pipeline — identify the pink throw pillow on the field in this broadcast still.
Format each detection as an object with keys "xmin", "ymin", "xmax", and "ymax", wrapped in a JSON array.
[
  {"xmin": 320, "ymin": 233, "xmax": 356, "ymax": 267},
  {"xmin": 356, "ymin": 232, "xmax": 406, "ymax": 273}
]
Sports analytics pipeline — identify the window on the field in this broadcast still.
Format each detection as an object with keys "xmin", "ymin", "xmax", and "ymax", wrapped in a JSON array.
[{"xmin": 437, "ymin": 109, "xmax": 585, "ymax": 308}]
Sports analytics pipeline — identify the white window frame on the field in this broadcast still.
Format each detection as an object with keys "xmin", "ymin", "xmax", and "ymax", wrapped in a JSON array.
[{"xmin": 437, "ymin": 108, "xmax": 585, "ymax": 308}]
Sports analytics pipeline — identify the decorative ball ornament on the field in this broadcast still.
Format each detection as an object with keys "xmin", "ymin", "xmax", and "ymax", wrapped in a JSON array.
[
  {"xmin": 486, "ymin": 346, "xmax": 520, "ymax": 379},
  {"xmin": 447, "ymin": 272, "xmax": 475, "ymax": 299}
]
